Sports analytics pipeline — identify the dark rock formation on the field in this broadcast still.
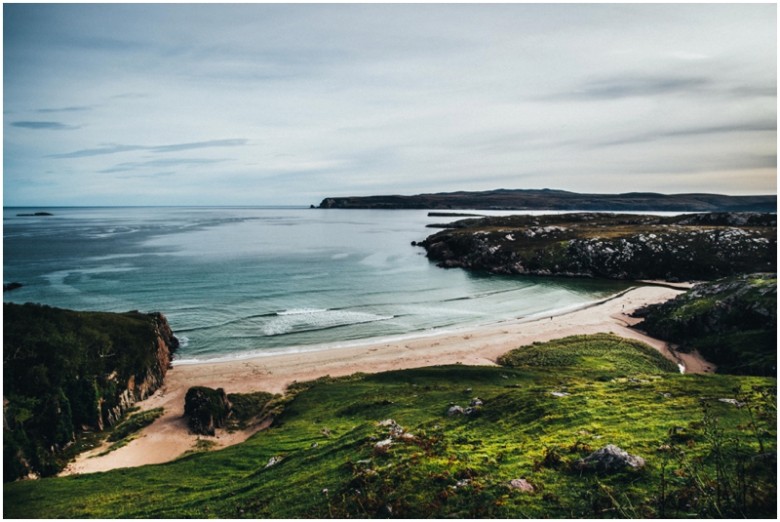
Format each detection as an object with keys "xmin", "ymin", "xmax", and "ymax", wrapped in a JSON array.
[
  {"xmin": 318, "ymin": 189, "xmax": 776, "ymax": 212},
  {"xmin": 576, "ymin": 444, "xmax": 646, "ymax": 473},
  {"xmin": 418, "ymin": 212, "xmax": 776, "ymax": 281},
  {"xmin": 184, "ymin": 386, "xmax": 232, "ymax": 436},
  {"xmin": 3, "ymin": 282, "xmax": 23, "ymax": 292},
  {"xmin": 16, "ymin": 212, "xmax": 53, "ymax": 217}
]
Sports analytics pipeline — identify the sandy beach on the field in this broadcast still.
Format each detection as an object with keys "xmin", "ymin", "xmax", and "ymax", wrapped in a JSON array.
[{"xmin": 62, "ymin": 284, "xmax": 711, "ymax": 476}]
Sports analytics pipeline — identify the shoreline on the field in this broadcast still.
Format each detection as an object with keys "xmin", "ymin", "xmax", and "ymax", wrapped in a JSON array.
[
  {"xmin": 61, "ymin": 284, "xmax": 710, "ymax": 476},
  {"xmin": 171, "ymin": 288, "xmax": 639, "ymax": 367}
]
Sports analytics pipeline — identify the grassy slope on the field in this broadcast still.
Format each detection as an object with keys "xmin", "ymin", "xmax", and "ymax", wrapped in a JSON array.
[{"xmin": 4, "ymin": 335, "xmax": 776, "ymax": 518}]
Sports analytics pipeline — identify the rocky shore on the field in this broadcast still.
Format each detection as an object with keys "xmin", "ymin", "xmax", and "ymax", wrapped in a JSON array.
[{"xmin": 418, "ymin": 212, "xmax": 776, "ymax": 281}]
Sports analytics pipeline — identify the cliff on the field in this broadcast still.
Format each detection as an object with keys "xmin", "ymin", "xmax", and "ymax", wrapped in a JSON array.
[
  {"xmin": 418, "ymin": 212, "xmax": 776, "ymax": 281},
  {"xmin": 318, "ymin": 188, "xmax": 777, "ymax": 212},
  {"xmin": 633, "ymin": 274, "xmax": 777, "ymax": 376},
  {"xmin": 3, "ymin": 303, "xmax": 179, "ymax": 481}
]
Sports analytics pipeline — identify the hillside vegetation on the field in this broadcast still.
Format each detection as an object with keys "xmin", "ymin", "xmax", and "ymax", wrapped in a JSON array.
[
  {"xmin": 3, "ymin": 303, "xmax": 178, "ymax": 481},
  {"xmin": 420, "ymin": 212, "xmax": 776, "ymax": 281},
  {"xmin": 5, "ymin": 335, "xmax": 775, "ymax": 518},
  {"xmin": 635, "ymin": 274, "xmax": 777, "ymax": 376}
]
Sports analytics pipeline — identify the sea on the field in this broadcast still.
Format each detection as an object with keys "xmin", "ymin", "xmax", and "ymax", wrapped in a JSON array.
[{"xmin": 3, "ymin": 207, "xmax": 633, "ymax": 364}]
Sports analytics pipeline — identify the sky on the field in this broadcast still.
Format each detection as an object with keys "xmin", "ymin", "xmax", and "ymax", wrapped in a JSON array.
[{"xmin": 3, "ymin": 3, "xmax": 777, "ymax": 206}]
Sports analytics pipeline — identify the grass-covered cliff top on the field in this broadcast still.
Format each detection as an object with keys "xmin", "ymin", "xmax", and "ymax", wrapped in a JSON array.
[
  {"xmin": 5, "ymin": 334, "xmax": 775, "ymax": 518},
  {"xmin": 420, "ymin": 212, "xmax": 776, "ymax": 280}
]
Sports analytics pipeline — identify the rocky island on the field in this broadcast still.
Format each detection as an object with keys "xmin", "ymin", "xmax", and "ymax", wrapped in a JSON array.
[{"xmin": 418, "ymin": 212, "xmax": 776, "ymax": 281}]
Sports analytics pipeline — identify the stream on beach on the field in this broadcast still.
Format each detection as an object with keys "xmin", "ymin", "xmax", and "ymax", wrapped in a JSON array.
[{"xmin": 4, "ymin": 207, "xmax": 634, "ymax": 362}]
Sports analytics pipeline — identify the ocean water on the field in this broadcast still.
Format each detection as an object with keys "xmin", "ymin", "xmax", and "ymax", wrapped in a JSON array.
[{"xmin": 3, "ymin": 207, "xmax": 631, "ymax": 363}]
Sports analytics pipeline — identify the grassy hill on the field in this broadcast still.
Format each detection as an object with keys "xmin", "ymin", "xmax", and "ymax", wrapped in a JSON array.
[{"xmin": 4, "ymin": 334, "xmax": 775, "ymax": 518}]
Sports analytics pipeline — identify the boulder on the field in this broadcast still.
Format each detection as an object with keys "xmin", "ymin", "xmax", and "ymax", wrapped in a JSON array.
[
  {"xmin": 184, "ymin": 386, "xmax": 232, "ymax": 436},
  {"xmin": 509, "ymin": 478, "xmax": 534, "ymax": 492},
  {"xmin": 577, "ymin": 444, "xmax": 645, "ymax": 473},
  {"xmin": 447, "ymin": 405, "xmax": 465, "ymax": 416}
]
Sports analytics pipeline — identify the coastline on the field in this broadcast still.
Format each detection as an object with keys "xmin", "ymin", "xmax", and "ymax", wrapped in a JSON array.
[{"xmin": 62, "ymin": 284, "xmax": 710, "ymax": 476}]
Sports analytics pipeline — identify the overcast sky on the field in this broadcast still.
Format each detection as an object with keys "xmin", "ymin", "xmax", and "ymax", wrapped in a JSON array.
[{"xmin": 3, "ymin": 3, "xmax": 777, "ymax": 206}]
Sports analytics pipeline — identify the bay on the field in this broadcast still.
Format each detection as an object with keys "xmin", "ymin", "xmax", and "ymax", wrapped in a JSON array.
[{"xmin": 3, "ymin": 207, "xmax": 631, "ymax": 362}]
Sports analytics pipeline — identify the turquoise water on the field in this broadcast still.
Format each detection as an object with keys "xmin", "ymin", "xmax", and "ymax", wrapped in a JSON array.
[{"xmin": 3, "ymin": 207, "xmax": 630, "ymax": 362}]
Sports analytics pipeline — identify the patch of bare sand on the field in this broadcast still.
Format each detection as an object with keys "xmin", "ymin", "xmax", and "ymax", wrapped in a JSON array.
[{"xmin": 61, "ymin": 285, "xmax": 710, "ymax": 476}]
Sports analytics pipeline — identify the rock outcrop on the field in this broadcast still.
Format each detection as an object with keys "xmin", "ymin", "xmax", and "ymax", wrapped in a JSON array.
[
  {"xmin": 418, "ymin": 212, "xmax": 776, "ymax": 281},
  {"xmin": 576, "ymin": 445, "xmax": 646, "ymax": 473},
  {"xmin": 184, "ymin": 386, "xmax": 232, "ymax": 436}
]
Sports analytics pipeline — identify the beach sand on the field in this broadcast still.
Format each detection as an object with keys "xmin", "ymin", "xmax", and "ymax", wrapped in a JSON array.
[{"xmin": 62, "ymin": 284, "xmax": 711, "ymax": 476}]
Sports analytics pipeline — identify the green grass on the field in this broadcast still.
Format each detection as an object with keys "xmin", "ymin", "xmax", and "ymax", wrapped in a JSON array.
[
  {"xmin": 107, "ymin": 408, "xmax": 165, "ymax": 443},
  {"xmin": 4, "ymin": 336, "xmax": 776, "ymax": 518},
  {"xmin": 497, "ymin": 333, "xmax": 679, "ymax": 375}
]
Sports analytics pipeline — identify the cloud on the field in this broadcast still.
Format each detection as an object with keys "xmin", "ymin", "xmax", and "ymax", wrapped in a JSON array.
[
  {"xmin": 558, "ymin": 76, "xmax": 712, "ymax": 101},
  {"xmin": 150, "ymin": 139, "xmax": 249, "ymax": 153},
  {"xmin": 49, "ymin": 139, "xmax": 249, "ymax": 158},
  {"xmin": 594, "ymin": 120, "xmax": 777, "ymax": 148},
  {"xmin": 37, "ymin": 105, "xmax": 95, "ymax": 113},
  {"xmin": 98, "ymin": 157, "xmax": 226, "ymax": 174},
  {"xmin": 11, "ymin": 121, "xmax": 79, "ymax": 130}
]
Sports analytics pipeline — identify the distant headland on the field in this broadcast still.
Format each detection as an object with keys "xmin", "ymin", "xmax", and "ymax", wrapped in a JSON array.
[{"xmin": 318, "ymin": 188, "xmax": 776, "ymax": 212}]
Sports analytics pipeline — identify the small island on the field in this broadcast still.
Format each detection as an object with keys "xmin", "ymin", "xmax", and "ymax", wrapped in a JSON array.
[{"xmin": 16, "ymin": 211, "xmax": 53, "ymax": 217}]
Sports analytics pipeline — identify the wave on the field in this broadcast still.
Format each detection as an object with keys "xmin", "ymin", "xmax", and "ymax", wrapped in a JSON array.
[
  {"xmin": 262, "ymin": 308, "xmax": 394, "ymax": 336},
  {"xmin": 276, "ymin": 308, "xmax": 328, "ymax": 316}
]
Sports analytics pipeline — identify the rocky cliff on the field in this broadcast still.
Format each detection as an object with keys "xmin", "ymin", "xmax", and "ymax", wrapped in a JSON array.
[
  {"xmin": 418, "ymin": 212, "xmax": 776, "ymax": 281},
  {"xmin": 3, "ymin": 303, "xmax": 179, "ymax": 480}
]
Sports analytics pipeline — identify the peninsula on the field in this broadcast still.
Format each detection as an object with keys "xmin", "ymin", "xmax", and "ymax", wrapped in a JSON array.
[{"xmin": 318, "ymin": 188, "xmax": 777, "ymax": 212}]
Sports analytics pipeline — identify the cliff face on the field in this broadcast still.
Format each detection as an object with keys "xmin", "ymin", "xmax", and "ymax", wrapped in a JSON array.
[
  {"xmin": 419, "ymin": 212, "xmax": 776, "ymax": 281},
  {"xmin": 3, "ymin": 304, "xmax": 179, "ymax": 480}
]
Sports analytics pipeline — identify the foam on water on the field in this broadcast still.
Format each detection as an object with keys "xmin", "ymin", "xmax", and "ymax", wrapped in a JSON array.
[{"xmin": 262, "ymin": 309, "xmax": 394, "ymax": 336}]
